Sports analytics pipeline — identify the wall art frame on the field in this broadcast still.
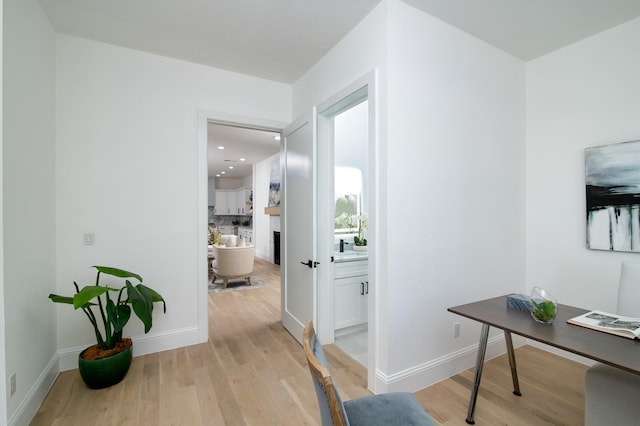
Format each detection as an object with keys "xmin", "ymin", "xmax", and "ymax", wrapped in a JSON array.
[{"xmin": 586, "ymin": 139, "xmax": 640, "ymax": 252}]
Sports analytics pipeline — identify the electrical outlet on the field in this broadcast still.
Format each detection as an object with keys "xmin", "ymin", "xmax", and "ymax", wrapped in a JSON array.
[
  {"xmin": 10, "ymin": 373, "xmax": 16, "ymax": 396},
  {"xmin": 453, "ymin": 322, "xmax": 460, "ymax": 338}
]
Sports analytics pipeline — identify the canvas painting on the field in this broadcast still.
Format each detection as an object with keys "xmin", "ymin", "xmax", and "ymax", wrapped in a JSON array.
[
  {"xmin": 268, "ymin": 156, "xmax": 280, "ymax": 207},
  {"xmin": 586, "ymin": 140, "xmax": 640, "ymax": 252}
]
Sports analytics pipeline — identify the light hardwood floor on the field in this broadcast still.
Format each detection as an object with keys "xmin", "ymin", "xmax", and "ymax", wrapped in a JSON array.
[{"xmin": 31, "ymin": 258, "xmax": 586, "ymax": 425}]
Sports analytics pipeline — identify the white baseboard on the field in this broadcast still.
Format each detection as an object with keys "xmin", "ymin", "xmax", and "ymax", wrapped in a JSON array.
[
  {"xmin": 255, "ymin": 250, "xmax": 270, "ymax": 262},
  {"xmin": 14, "ymin": 326, "xmax": 204, "ymax": 425},
  {"xmin": 9, "ymin": 354, "xmax": 58, "ymax": 426},
  {"xmin": 373, "ymin": 334, "xmax": 524, "ymax": 393},
  {"xmin": 58, "ymin": 326, "xmax": 204, "ymax": 371},
  {"xmin": 526, "ymin": 339, "xmax": 595, "ymax": 367},
  {"xmin": 14, "ymin": 327, "xmax": 204, "ymax": 425}
]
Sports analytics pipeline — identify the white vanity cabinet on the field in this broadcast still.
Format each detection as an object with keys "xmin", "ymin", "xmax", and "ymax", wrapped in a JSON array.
[{"xmin": 334, "ymin": 259, "xmax": 368, "ymax": 330}]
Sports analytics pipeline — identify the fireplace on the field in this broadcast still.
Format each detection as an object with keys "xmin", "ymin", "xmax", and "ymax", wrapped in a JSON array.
[{"xmin": 273, "ymin": 231, "xmax": 281, "ymax": 265}]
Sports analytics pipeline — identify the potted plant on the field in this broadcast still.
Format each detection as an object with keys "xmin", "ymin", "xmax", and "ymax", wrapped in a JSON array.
[
  {"xmin": 49, "ymin": 266, "xmax": 166, "ymax": 388},
  {"xmin": 529, "ymin": 287, "xmax": 557, "ymax": 323},
  {"xmin": 352, "ymin": 214, "xmax": 368, "ymax": 251}
]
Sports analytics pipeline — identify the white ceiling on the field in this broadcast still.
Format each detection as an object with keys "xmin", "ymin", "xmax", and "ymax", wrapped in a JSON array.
[
  {"xmin": 404, "ymin": 0, "xmax": 640, "ymax": 61},
  {"xmin": 207, "ymin": 123, "xmax": 280, "ymax": 179},
  {"xmin": 37, "ymin": 0, "xmax": 381, "ymax": 84},
  {"xmin": 38, "ymin": 0, "xmax": 640, "ymax": 84},
  {"xmin": 37, "ymin": 0, "xmax": 640, "ymax": 178}
]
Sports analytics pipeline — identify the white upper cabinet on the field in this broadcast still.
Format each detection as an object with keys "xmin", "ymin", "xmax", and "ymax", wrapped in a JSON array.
[
  {"xmin": 236, "ymin": 188, "xmax": 251, "ymax": 215},
  {"xmin": 215, "ymin": 190, "xmax": 231, "ymax": 214},
  {"xmin": 215, "ymin": 187, "xmax": 252, "ymax": 215}
]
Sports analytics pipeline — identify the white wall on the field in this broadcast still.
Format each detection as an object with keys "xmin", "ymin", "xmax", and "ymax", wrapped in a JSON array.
[
  {"xmin": 3, "ymin": 0, "xmax": 58, "ymax": 423},
  {"xmin": 294, "ymin": 1, "xmax": 388, "ymax": 391},
  {"xmin": 384, "ymin": 0, "xmax": 526, "ymax": 387},
  {"xmin": 294, "ymin": 0, "xmax": 526, "ymax": 392},
  {"xmin": 527, "ymin": 17, "xmax": 640, "ymax": 312},
  {"xmin": 54, "ymin": 35, "xmax": 291, "ymax": 366},
  {"xmin": 214, "ymin": 177, "xmax": 246, "ymax": 190}
]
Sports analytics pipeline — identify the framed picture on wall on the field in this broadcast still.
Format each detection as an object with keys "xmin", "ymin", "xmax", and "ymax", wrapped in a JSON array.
[{"xmin": 586, "ymin": 139, "xmax": 640, "ymax": 252}]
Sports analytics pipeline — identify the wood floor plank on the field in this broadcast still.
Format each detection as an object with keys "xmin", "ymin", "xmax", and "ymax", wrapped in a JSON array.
[{"xmin": 32, "ymin": 257, "xmax": 587, "ymax": 425}]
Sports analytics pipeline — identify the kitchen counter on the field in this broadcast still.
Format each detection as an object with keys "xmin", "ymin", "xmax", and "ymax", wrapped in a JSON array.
[{"xmin": 334, "ymin": 249, "xmax": 368, "ymax": 263}]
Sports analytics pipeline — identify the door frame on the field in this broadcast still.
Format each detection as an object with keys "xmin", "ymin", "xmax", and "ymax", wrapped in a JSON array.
[
  {"xmin": 196, "ymin": 110, "xmax": 287, "ymax": 342},
  {"xmin": 316, "ymin": 70, "xmax": 378, "ymax": 391}
]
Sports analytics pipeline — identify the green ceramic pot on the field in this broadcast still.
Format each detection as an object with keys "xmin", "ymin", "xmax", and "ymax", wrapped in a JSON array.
[{"xmin": 78, "ymin": 343, "xmax": 133, "ymax": 389}]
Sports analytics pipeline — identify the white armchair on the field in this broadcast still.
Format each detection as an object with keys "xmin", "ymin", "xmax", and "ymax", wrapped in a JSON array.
[{"xmin": 210, "ymin": 244, "xmax": 255, "ymax": 288}]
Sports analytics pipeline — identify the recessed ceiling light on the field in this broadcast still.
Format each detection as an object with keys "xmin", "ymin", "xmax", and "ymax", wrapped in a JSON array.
[
  {"xmin": 221, "ymin": 171, "xmax": 226, "ymax": 174},
  {"xmin": 218, "ymin": 146, "xmax": 225, "ymax": 150},
  {"xmin": 240, "ymin": 158, "xmax": 246, "ymax": 161},
  {"xmin": 228, "ymin": 166, "xmax": 234, "ymax": 169},
  {"xmin": 215, "ymin": 174, "xmax": 220, "ymax": 177},
  {"xmin": 274, "ymin": 135, "xmax": 281, "ymax": 141}
]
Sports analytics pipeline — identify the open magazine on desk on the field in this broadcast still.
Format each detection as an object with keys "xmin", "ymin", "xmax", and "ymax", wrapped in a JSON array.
[{"xmin": 567, "ymin": 311, "xmax": 640, "ymax": 339}]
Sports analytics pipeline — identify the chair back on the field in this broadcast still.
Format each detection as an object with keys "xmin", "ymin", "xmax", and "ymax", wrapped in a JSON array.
[
  {"xmin": 618, "ymin": 262, "xmax": 640, "ymax": 316},
  {"xmin": 302, "ymin": 321, "xmax": 349, "ymax": 426},
  {"xmin": 211, "ymin": 244, "xmax": 255, "ymax": 276}
]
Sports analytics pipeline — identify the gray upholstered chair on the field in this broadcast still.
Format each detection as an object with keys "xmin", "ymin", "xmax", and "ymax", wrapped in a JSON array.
[
  {"xmin": 302, "ymin": 321, "xmax": 435, "ymax": 426},
  {"xmin": 584, "ymin": 262, "xmax": 640, "ymax": 426}
]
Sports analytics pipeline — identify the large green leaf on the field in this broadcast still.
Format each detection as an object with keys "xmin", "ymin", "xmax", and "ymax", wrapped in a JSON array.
[
  {"xmin": 139, "ymin": 284, "xmax": 167, "ymax": 313},
  {"xmin": 106, "ymin": 298, "xmax": 131, "ymax": 333},
  {"xmin": 48, "ymin": 294, "xmax": 74, "ymax": 305},
  {"xmin": 126, "ymin": 281, "xmax": 154, "ymax": 333},
  {"xmin": 73, "ymin": 286, "xmax": 118, "ymax": 309},
  {"xmin": 92, "ymin": 266, "xmax": 143, "ymax": 283}
]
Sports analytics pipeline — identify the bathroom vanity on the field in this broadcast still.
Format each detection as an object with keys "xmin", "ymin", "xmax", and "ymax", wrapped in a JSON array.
[{"xmin": 334, "ymin": 251, "xmax": 368, "ymax": 330}]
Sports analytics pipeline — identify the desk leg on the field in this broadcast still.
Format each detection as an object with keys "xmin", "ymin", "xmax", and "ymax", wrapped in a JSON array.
[
  {"xmin": 504, "ymin": 331, "xmax": 521, "ymax": 396},
  {"xmin": 466, "ymin": 323, "xmax": 490, "ymax": 425}
]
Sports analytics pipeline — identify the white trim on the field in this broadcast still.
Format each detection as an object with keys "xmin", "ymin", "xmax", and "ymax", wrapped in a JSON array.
[
  {"xmin": 8, "ymin": 354, "xmax": 57, "ymax": 426},
  {"xmin": 526, "ymin": 339, "xmax": 594, "ymax": 366},
  {"xmin": 196, "ymin": 110, "xmax": 287, "ymax": 348},
  {"xmin": 373, "ymin": 333, "xmax": 522, "ymax": 393},
  {"xmin": 315, "ymin": 69, "xmax": 378, "ymax": 391},
  {"xmin": 57, "ymin": 326, "xmax": 201, "ymax": 371}
]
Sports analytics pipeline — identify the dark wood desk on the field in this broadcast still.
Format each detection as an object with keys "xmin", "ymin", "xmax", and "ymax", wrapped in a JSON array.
[{"xmin": 448, "ymin": 295, "xmax": 640, "ymax": 424}]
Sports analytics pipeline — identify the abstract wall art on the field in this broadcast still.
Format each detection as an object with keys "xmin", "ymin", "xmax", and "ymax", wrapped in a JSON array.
[
  {"xmin": 268, "ymin": 156, "xmax": 281, "ymax": 207},
  {"xmin": 586, "ymin": 140, "xmax": 640, "ymax": 252}
]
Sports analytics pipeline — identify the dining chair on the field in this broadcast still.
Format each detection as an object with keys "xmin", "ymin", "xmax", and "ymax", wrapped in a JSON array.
[
  {"xmin": 302, "ymin": 321, "xmax": 435, "ymax": 426},
  {"xmin": 584, "ymin": 261, "xmax": 640, "ymax": 426}
]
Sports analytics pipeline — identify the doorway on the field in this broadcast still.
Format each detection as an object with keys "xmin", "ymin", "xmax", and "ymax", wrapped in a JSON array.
[
  {"xmin": 315, "ymin": 71, "xmax": 376, "ymax": 390},
  {"xmin": 197, "ymin": 112, "xmax": 287, "ymax": 342},
  {"xmin": 318, "ymin": 91, "xmax": 369, "ymax": 361},
  {"xmin": 206, "ymin": 121, "xmax": 281, "ymax": 259}
]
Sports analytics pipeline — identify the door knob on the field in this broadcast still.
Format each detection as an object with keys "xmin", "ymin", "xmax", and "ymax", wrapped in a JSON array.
[{"xmin": 300, "ymin": 260, "xmax": 313, "ymax": 268}]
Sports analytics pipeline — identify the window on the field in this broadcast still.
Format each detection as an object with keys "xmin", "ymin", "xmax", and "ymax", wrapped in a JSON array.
[{"xmin": 334, "ymin": 167, "xmax": 362, "ymax": 233}]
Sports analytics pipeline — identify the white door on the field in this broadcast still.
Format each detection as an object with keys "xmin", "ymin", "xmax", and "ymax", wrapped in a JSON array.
[{"xmin": 281, "ymin": 111, "xmax": 317, "ymax": 343}]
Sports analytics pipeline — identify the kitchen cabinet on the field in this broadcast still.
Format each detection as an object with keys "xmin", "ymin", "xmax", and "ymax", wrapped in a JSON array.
[
  {"xmin": 214, "ymin": 190, "xmax": 232, "ymax": 214},
  {"xmin": 334, "ymin": 259, "xmax": 368, "ymax": 330},
  {"xmin": 236, "ymin": 188, "xmax": 252, "ymax": 215},
  {"xmin": 214, "ymin": 188, "xmax": 252, "ymax": 215}
]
